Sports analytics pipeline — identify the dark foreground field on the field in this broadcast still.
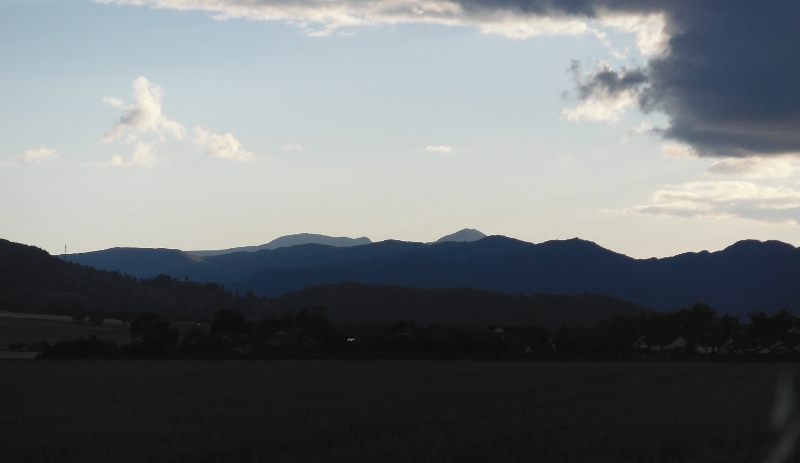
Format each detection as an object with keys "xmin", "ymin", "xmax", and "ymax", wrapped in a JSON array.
[{"xmin": 1, "ymin": 361, "xmax": 795, "ymax": 463}]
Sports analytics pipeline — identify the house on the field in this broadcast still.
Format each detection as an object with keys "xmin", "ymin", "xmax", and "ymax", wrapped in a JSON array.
[
  {"xmin": 696, "ymin": 335, "xmax": 732, "ymax": 354},
  {"xmin": 524, "ymin": 345, "xmax": 534, "ymax": 354},
  {"xmin": 719, "ymin": 338, "xmax": 734, "ymax": 354},
  {"xmin": 632, "ymin": 335, "xmax": 648, "ymax": 350},
  {"xmin": 665, "ymin": 336, "xmax": 687, "ymax": 350}
]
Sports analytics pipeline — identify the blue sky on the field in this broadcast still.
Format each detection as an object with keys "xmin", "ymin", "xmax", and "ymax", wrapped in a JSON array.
[{"xmin": 2, "ymin": 0, "xmax": 800, "ymax": 258}]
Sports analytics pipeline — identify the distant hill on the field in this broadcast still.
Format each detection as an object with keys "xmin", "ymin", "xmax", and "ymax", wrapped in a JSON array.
[
  {"xmin": 434, "ymin": 228, "xmax": 486, "ymax": 243},
  {"xmin": 188, "ymin": 233, "xmax": 372, "ymax": 257},
  {"xmin": 61, "ymin": 236, "xmax": 800, "ymax": 317},
  {"xmin": 274, "ymin": 282, "xmax": 652, "ymax": 328},
  {"xmin": 2, "ymin": 238, "xmax": 652, "ymax": 329},
  {"xmin": 0, "ymin": 239, "xmax": 277, "ymax": 321},
  {"xmin": 63, "ymin": 247, "xmax": 204, "ymax": 281}
]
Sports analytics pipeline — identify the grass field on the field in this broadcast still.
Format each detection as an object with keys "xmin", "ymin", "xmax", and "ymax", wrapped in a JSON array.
[
  {"xmin": 1, "ymin": 361, "xmax": 795, "ymax": 463},
  {"xmin": 0, "ymin": 317, "xmax": 130, "ymax": 348}
]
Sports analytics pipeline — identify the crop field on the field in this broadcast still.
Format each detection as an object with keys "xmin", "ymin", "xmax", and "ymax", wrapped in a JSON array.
[
  {"xmin": 0, "ymin": 317, "xmax": 130, "ymax": 348},
  {"xmin": 1, "ymin": 360, "xmax": 796, "ymax": 463}
]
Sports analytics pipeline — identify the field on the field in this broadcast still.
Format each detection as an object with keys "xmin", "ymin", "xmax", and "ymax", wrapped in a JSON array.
[
  {"xmin": 0, "ymin": 316, "xmax": 131, "ymax": 348},
  {"xmin": 1, "ymin": 361, "xmax": 796, "ymax": 463}
]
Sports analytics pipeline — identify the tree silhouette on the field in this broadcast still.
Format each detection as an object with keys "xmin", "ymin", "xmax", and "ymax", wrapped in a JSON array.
[
  {"xmin": 129, "ymin": 312, "xmax": 178, "ymax": 353},
  {"xmin": 212, "ymin": 309, "xmax": 251, "ymax": 334}
]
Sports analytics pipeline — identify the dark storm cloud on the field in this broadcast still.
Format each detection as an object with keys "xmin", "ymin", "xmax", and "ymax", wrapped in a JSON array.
[
  {"xmin": 567, "ymin": 60, "xmax": 648, "ymax": 101},
  {"xmin": 461, "ymin": 0, "xmax": 800, "ymax": 156}
]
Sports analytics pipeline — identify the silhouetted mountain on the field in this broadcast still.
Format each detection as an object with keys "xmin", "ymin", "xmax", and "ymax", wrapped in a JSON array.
[
  {"xmin": 434, "ymin": 228, "xmax": 486, "ymax": 243},
  {"xmin": 0, "ymin": 239, "xmax": 277, "ymax": 320},
  {"xmin": 188, "ymin": 233, "xmax": 372, "ymax": 257},
  {"xmin": 62, "ymin": 236, "xmax": 800, "ymax": 317},
  {"xmin": 63, "ymin": 247, "xmax": 203, "ymax": 281},
  {"xmin": 1, "ymin": 238, "xmax": 649, "ymax": 328},
  {"xmin": 274, "ymin": 282, "xmax": 652, "ymax": 328}
]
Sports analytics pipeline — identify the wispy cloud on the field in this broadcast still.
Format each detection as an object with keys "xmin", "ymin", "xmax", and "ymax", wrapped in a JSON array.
[
  {"xmin": 424, "ymin": 145, "xmax": 452, "ymax": 153},
  {"xmin": 661, "ymin": 143, "xmax": 698, "ymax": 160},
  {"xmin": 621, "ymin": 121, "xmax": 658, "ymax": 143},
  {"xmin": 618, "ymin": 181, "xmax": 800, "ymax": 225},
  {"xmin": 99, "ymin": 77, "xmax": 254, "ymax": 166},
  {"xmin": 283, "ymin": 143, "xmax": 303, "ymax": 152},
  {"xmin": 96, "ymin": 0, "xmax": 620, "ymax": 44},
  {"xmin": 83, "ymin": 143, "xmax": 160, "ymax": 168},
  {"xmin": 83, "ymin": 154, "xmax": 126, "ymax": 168},
  {"xmin": 23, "ymin": 146, "xmax": 59, "ymax": 164},
  {"xmin": 706, "ymin": 156, "xmax": 800, "ymax": 179}
]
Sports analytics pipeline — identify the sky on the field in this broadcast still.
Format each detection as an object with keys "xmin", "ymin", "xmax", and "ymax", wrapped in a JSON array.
[{"xmin": 2, "ymin": 0, "xmax": 800, "ymax": 258}]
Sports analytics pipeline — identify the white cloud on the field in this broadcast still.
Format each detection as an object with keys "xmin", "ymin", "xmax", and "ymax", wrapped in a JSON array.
[
  {"xmin": 621, "ymin": 121, "xmax": 657, "ymax": 143},
  {"xmin": 597, "ymin": 13, "xmax": 669, "ymax": 56},
  {"xmin": 23, "ymin": 146, "xmax": 59, "ymax": 164},
  {"xmin": 706, "ymin": 156, "xmax": 800, "ymax": 179},
  {"xmin": 103, "ymin": 77, "xmax": 254, "ymax": 165},
  {"xmin": 130, "ymin": 141, "xmax": 159, "ymax": 167},
  {"xmin": 283, "ymin": 143, "xmax": 303, "ymax": 152},
  {"xmin": 103, "ymin": 77, "xmax": 185, "ymax": 142},
  {"xmin": 618, "ymin": 181, "xmax": 800, "ymax": 224},
  {"xmin": 192, "ymin": 128, "xmax": 254, "ymax": 162},
  {"xmin": 424, "ymin": 145, "xmax": 452, "ymax": 153},
  {"xmin": 662, "ymin": 143, "xmax": 699, "ymax": 160},
  {"xmin": 561, "ymin": 89, "xmax": 638, "ymax": 123}
]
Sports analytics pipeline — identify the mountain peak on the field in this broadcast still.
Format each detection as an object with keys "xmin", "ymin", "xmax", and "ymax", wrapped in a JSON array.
[{"xmin": 434, "ymin": 229, "xmax": 487, "ymax": 243}]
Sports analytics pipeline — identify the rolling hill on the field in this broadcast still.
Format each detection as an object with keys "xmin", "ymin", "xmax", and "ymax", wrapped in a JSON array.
[{"xmin": 61, "ymin": 235, "xmax": 800, "ymax": 317}]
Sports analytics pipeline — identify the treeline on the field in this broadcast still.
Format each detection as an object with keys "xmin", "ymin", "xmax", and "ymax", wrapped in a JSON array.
[
  {"xmin": 37, "ymin": 307, "xmax": 551, "ymax": 359},
  {"xmin": 555, "ymin": 303, "xmax": 800, "ymax": 357},
  {"xmin": 36, "ymin": 303, "xmax": 800, "ymax": 360},
  {"xmin": 37, "ymin": 276, "xmax": 278, "ymax": 325}
]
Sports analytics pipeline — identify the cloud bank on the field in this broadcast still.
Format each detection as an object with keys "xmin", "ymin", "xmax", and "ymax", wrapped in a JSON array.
[
  {"xmin": 98, "ymin": 1, "xmax": 800, "ymax": 159},
  {"xmin": 101, "ymin": 77, "xmax": 254, "ymax": 166}
]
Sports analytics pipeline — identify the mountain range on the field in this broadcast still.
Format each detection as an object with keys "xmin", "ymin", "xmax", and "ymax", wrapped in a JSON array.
[
  {"xmin": 61, "ymin": 232, "xmax": 800, "ymax": 317},
  {"xmin": 186, "ymin": 229, "xmax": 486, "ymax": 257},
  {"xmin": 0, "ymin": 238, "xmax": 649, "ymax": 327}
]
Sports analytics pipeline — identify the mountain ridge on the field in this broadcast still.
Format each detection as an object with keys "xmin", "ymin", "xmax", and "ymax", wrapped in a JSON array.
[
  {"xmin": 188, "ymin": 233, "xmax": 373, "ymax": 257},
  {"xmin": 61, "ymin": 235, "xmax": 800, "ymax": 317}
]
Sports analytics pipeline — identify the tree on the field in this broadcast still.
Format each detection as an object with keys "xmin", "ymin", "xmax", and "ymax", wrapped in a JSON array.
[
  {"xmin": 677, "ymin": 303, "xmax": 717, "ymax": 338},
  {"xmin": 152, "ymin": 274, "xmax": 173, "ymax": 287},
  {"xmin": 211, "ymin": 309, "xmax": 251, "ymax": 334},
  {"xmin": 87, "ymin": 309, "xmax": 106, "ymax": 326},
  {"xmin": 749, "ymin": 309, "xmax": 797, "ymax": 336},
  {"xmin": 130, "ymin": 312, "xmax": 178, "ymax": 353}
]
